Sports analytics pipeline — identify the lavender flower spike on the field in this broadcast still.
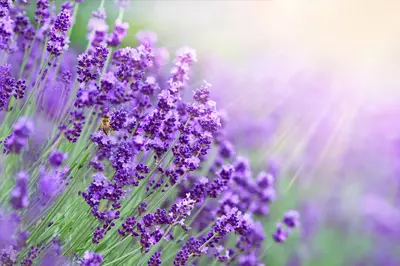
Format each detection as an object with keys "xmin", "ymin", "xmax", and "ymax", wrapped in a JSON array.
[
  {"xmin": 48, "ymin": 150, "xmax": 68, "ymax": 168},
  {"xmin": 283, "ymin": 210, "xmax": 300, "ymax": 228},
  {"xmin": 4, "ymin": 117, "xmax": 34, "ymax": 154},
  {"xmin": 47, "ymin": 7, "xmax": 72, "ymax": 56},
  {"xmin": 79, "ymin": 251, "xmax": 103, "ymax": 266},
  {"xmin": 10, "ymin": 171, "xmax": 29, "ymax": 210},
  {"xmin": 148, "ymin": 251, "xmax": 162, "ymax": 266}
]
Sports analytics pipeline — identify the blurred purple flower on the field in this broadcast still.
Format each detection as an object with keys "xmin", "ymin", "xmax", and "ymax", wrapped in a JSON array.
[{"xmin": 10, "ymin": 171, "xmax": 29, "ymax": 210}]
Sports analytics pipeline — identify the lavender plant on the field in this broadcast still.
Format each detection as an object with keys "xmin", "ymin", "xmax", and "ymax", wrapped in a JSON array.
[{"xmin": 0, "ymin": 0, "xmax": 299, "ymax": 265}]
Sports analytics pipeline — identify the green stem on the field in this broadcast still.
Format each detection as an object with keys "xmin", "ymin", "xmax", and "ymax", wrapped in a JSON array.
[{"xmin": 103, "ymin": 246, "xmax": 141, "ymax": 266}]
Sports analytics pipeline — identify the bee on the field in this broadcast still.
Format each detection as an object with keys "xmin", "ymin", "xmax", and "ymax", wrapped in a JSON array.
[{"xmin": 99, "ymin": 114, "xmax": 112, "ymax": 135}]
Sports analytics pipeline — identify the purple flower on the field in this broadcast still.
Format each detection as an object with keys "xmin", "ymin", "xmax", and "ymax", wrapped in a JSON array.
[
  {"xmin": 4, "ymin": 117, "xmax": 34, "ymax": 154},
  {"xmin": 208, "ymin": 165, "xmax": 234, "ymax": 198},
  {"xmin": 108, "ymin": 19, "xmax": 129, "ymax": 47},
  {"xmin": 13, "ymin": 79, "xmax": 26, "ymax": 99},
  {"xmin": 187, "ymin": 176, "xmax": 208, "ymax": 203},
  {"xmin": 35, "ymin": 0, "xmax": 50, "ymax": 25},
  {"xmin": 47, "ymin": 8, "xmax": 71, "ymax": 56},
  {"xmin": 273, "ymin": 223, "xmax": 288, "ymax": 243},
  {"xmin": 77, "ymin": 46, "xmax": 109, "ymax": 83},
  {"xmin": 113, "ymin": 44, "xmax": 153, "ymax": 84},
  {"xmin": 168, "ymin": 47, "xmax": 197, "ymax": 94},
  {"xmin": 75, "ymin": 82, "xmax": 99, "ymax": 107},
  {"xmin": 157, "ymin": 90, "xmax": 175, "ymax": 112},
  {"xmin": 118, "ymin": 216, "xmax": 137, "ymax": 237},
  {"xmin": 61, "ymin": 2, "xmax": 74, "ymax": 12},
  {"xmin": 214, "ymin": 207, "xmax": 244, "ymax": 236},
  {"xmin": 0, "ymin": 14, "xmax": 14, "ymax": 52},
  {"xmin": 169, "ymin": 193, "xmax": 196, "ymax": 221},
  {"xmin": 148, "ymin": 252, "xmax": 162, "ymax": 266},
  {"xmin": 3, "ymin": 134, "xmax": 27, "ymax": 154},
  {"xmin": 215, "ymin": 246, "xmax": 234, "ymax": 263},
  {"xmin": 48, "ymin": 150, "xmax": 67, "ymax": 167},
  {"xmin": 79, "ymin": 251, "xmax": 103, "ymax": 266},
  {"xmin": 0, "ymin": 246, "xmax": 17, "ymax": 265},
  {"xmin": 10, "ymin": 171, "xmax": 29, "ymax": 210},
  {"xmin": 63, "ymin": 109, "xmax": 85, "ymax": 142},
  {"xmin": 259, "ymin": 188, "xmax": 276, "ymax": 203},
  {"xmin": 173, "ymin": 237, "xmax": 200, "ymax": 265},
  {"xmin": 13, "ymin": 117, "xmax": 34, "ymax": 138},
  {"xmin": 272, "ymin": 210, "xmax": 300, "ymax": 243},
  {"xmin": 138, "ymin": 202, "xmax": 147, "ymax": 214},
  {"xmin": 0, "ymin": 0, "xmax": 11, "ymax": 18},
  {"xmin": 0, "ymin": 0, "xmax": 301, "ymax": 264},
  {"xmin": 81, "ymin": 172, "xmax": 124, "ymax": 242},
  {"xmin": 88, "ymin": 8, "xmax": 109, "ymax": 49},
  {"xmin": 283, "ymin": 210, "xmax": 300, "ymax": 228},
  {"xmin": 142, "ymin": 213, "xmax": 155, "ymax": 228},
  {"xmin": 110, "ymin": 109, "xmax": 127, "ymax": 131},
  {"xmin": 256, "ymin": 171, "xmax": 274, "ymax": 189},
  {"xmin": 219, "ymin": 140, "xmax": 235, "ymax": 159},
  {"xmin": 21, "ymin": 246, "xmax": 39, "ymax": 266},
  {"xmin": 193, "ymin": 81, "xmax": 211, "ymax": 104},
  {"xmin": 0, "ymin": 64, "xmax": 15, "ymax": 111}
]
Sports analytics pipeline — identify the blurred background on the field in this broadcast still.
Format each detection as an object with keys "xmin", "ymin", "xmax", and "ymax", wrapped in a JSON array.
[{"xmin": 67, "ymin": 0, "xmax": 400, "ymax": 265}]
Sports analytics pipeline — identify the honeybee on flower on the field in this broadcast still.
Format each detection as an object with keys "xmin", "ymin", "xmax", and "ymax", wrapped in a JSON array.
[{"xmin": 99, "ymin": 114, "xmax": 111, "ymax": 135}]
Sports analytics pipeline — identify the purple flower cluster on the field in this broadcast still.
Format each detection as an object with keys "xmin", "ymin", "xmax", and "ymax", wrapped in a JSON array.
[
  {"xmin": 172, "ymin": 207, "xmax": 250, "ymax": 265},
  {"xmin": 47, "ymin": 7, "xmax": 72, "ymax": 56},
  {"xmin": 76, "ymin": 45, "xmax": 109, "ymax": 83},
  {"xmin": 168, "ymin": 47, "xmax": 197, "ymax": 94},
  {"xmin": 10, "ymin": 171, "xmax": 29, "ymax": 210},
  {"xmin": 0, "ymin": 1, "xmax": 14, "ymax": 52},
  {"xmin": 148, "ymin": 251, "xmax": 162, "ymax": 266},
  {"xmin": 1, "ymin": 174, "xmax": 33, "ymax": 264},
  {"xmin": 107, "ymin": 19, "xmax": 129, "ymax": 47},
  {"xmin": 0, "ymin": 64, "xmax": 15, "ymax": 111},
  {"xmin": 62, "ymin": 43, "xmax": 109, "ymax": 142},
  {"xmin": 81, "ymin": 173, "xmax": 123, "ymax": 243},
  {"xmin": 73, "ymin": 35, "xmax": 226, "ymax": 247},
  {"xmin": 0, "ymin": 64, "xmax": 26, "ymax": 111},
  {"xmin": 116, "ymin": 193, "xmax": 196, "ymax": 252},
  {"xmin": 4, "ymin": 117, "xmax": 33, "ymax": 154},
  {"xmin": 168, "ymin": 103, "xmax": 297, "ymax": 265},
  {"xmin": 48, "ymin": 149, "xmax": 67, "ymax": 167},
  {"xmin": 0, "ymin": 1, "xmax": 36, "ymax": 53},
  {"xmin": 35, "ymin": 0, "xmax": 50, "ymax": 25},
  {"xmin": 87, "ymin": 7, "xmax": 108, "ymax": 49},
  {"xmin": 0, "ymin": 245, "xmax": 17, "ymax": 265},
  {"xmin": 207, "ymin": 165, "xmax": 234, "ymax": 198},
  {"xmin": 273, "ymin": 210, "xmax": 300, "ymax": 243},
  {"xmin": 79, "ymin": 251, "xmax": 103, "ymax": 266},
  {"xmin": 20, "ymin": 246, "xmax": 39, "ymax": 266}
]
